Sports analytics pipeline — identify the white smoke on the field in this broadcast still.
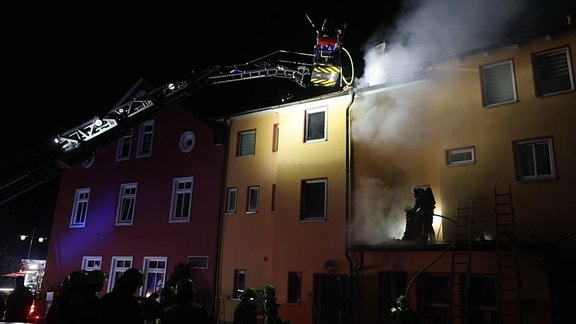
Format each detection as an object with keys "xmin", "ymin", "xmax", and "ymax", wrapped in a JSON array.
[
  {"xmin": 357, "ymin": 0, "xmax": 530, "ymax": 87},
  {"xmin": 350, "ymin": 0, "xmax": 535, "ymax": 244}
]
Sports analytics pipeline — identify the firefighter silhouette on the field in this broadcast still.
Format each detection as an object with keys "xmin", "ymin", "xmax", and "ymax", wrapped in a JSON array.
[
  {"xmin": 263, "ymin": 284, "xmax": 283, "ymax": 324},
  {"xmin": 402, "ymin": 186, "xmax": 436, "ymax": 243}
]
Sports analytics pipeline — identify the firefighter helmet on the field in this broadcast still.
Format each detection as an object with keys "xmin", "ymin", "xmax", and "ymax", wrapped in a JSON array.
[{"xmin": 241, "ymin": 287, "xmax": 257, "ymax": 301}]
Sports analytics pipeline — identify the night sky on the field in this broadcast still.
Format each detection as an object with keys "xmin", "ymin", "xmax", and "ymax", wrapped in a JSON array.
[
  {"xmin": 1, "ymin": 1, "xmax": 574, "ymax": 268},
  {"xmin": 0, "ymin": 3, "xmax": 403, "ymax": 267}
]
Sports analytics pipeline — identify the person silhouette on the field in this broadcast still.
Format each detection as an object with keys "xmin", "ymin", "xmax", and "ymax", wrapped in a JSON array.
[
  {"xmin": 391, "ymin": 295, "xmax": 419, "ymax": 324},
  {"xmin": 5, "ymin": 275, "xmax": 34, "ymax": 322},
  {"xmin": 233, "ymin": 287, "xmax": 258, "ymax": 324},
  {"xmin": 99, "ymin": 268, "xmax": 147, "ymax": 324},
  {"xmin": 160, "ymin": 278, "xmax": 210, "ymax": 324},
  {"xmin": 263, "ymin": 284, "xmax": 283, "ymax": 324}
]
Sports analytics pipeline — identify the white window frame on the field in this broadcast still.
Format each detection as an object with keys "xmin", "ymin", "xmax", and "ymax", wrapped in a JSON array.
[
  {"xmin": 81, "ymin": 256, "xmax": 102, "ymax": 271},
  {"xmin": 116, "ymin": 131, "xmax": 133, "ymax": 161},
  {"xmin": 446, "ymin": 147, "xmax": 475, "ymax": 166},
  {"xmin": 116, "ymin": 182, "xmax": 138, "ymax": 225},
  {"xmin": 142, "ymin": 256, "xmax": 167, "ymax": 298},
  {"xmin": 169, "ymin": 176, "xmax": 194, "ymax": 223},
  {"xmin": 237, "ymin": 129, "xmax": 256, "ymax": 157},
  {"xmin": 225, "ymin": 187, "xmax": 238, "ymax": 214},
  {"xmin": 300, "ymin": 178, "xmax": 327, "ymax": 221},
  {"xmin": 514, "ymin": 137, "xmax": 556, "ymax": 181},
  {"xmin": 136, "ymin": 120, "xmax": 155, "ymax": 158},
  {"xmin": 481, "ymin": 60, "xmax": 518, "ymax": 107},
  {"xmin": 70, "ymin": 188, "xmax": 90, "ymax": 228},
  {"xmin": 108, "ymin": 257, "xmax": 134, "ymax": 293},
  {"xmin": 246, "ymin": 186, "xmax": 259, "ymax": 213},
  {"xmin": 533, "ymin": 46, "xmax": 574, "ymax": 96},
  {"xmin": 305, "ymin": 107, "xmax": 327, "ymax": 142}
]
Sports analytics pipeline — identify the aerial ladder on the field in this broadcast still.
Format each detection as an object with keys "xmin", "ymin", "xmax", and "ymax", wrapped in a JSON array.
[{"xmin": 0, "ymin": 16, "xmax": 353, "ymax": 206}]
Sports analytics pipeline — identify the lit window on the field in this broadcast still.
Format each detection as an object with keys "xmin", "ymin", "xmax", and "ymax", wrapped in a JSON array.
[
  {"xmin": 116, "ymin": 183, "xmax": 137, "ymax": 225},
  {"xmin": 143, "ymin": 257, "xmax": 167, "ymax": 297},
  {"xmin": 533, "ymin": 47, "xmax": 574, "ymax": 96},
  {"xmin": 170, "ymin": 177, "xmax": 194, "ymax": 223},
  {"xmin": 300, "ymin": 179, "xmax": 327, "ymax": 221},
  {"xmin": 481, "ymin": 60, "xmax": 517, "ymax": 107},
  {"xmin": 514, "ymin": 137, "xmax": 556, "ymax": 181},
  {"xmin": 70, "ymin": 188, "xmax": 90, "ymax": 228}
]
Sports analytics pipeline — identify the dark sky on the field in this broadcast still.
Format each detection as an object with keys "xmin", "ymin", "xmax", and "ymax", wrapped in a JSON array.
[
  {"xmin": 3, "ymin": 1, "xmax": 574, "ymax": 157},
  {"xmin": 1, "ymin": 0, "xmax": 574, "ymax": 243},
  {"xmin": 2, "ymin": 4, "xmax": 402, "ymax": 157},
  {"xmin": 0, "ymin": 3, "xmax": 404, "ymax": 245}
]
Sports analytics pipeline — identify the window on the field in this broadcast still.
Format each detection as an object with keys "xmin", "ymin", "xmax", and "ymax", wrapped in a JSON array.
[
  {"xmin": 287, "ymin": 272, "xmax": 302, "ymax": 304},
  {"xmin": 170, "ymin": 177, "xmax": 194, "ymax": 223},
  {"xmin": 233, "ymin": 269, "xmax": 246, "ymax": 300},
  {"xmin": 82, "ymin": 256, "xmax": 102, "ymax": 271},
  {"xmin": 116, "ymin": 132, "xmax": 132, "ymax": 161},
  {"xmin": 468, "ymin": 275, "xmax": 498, "ymax": 324},
  {"xmin": 108, "ymin": 257, "xmax": 133, "ymax": 293},
  {"xmin": 70, "ymin": 188, "xmax": 90, "ymax": 228},
  {"xmin": 237, "ymin": 129, "xmax": 256, "ymax": 156},
  {"xmin": 188, "ymin": 256, "xmax": 209, "ymax": 269},
  {"xmin": 300, "ymin": 179, "xmax": 327, "ymax": 221},
  {"xmin": 225, "ymin": 187, "xmax": 238, "ymax": 214},
  {"xmin": 419, "ymin": 273, "xmax": 450, "ymax": 323},
  {"xmin": 533, "ymin": 47, "xmax": 574, "ymax": 96},
  {"xmin": 247, "ymin": 186, "xmax": 259, "ymax": 213},
  {"xmin": 272, "ymin": 123, "xmax": 280, "ymax": 152},
  {"xmin": 305, "ymin": 107, "xmax": 327, "ymax": 142},
  {"xmin": 481, "ymin": 60, "xmax": 517, "ymax": 107},
  {"xmin": 514, "ymin": 137, "xmax": 556, "ymax": 181},
  {"xmin": 116, "ymin": 183, "xmax": 137, "ymax": 225},
  {"xmin": 136, "ymin": 120, "xmax": 155, "ymax": 158},
  {"xmin": 143, "ymin": 257, "xmax": 167, "ymax": 297},
  {"xmin": 446, "ymin": 146, "xmax": 475, "ymax": 166}
]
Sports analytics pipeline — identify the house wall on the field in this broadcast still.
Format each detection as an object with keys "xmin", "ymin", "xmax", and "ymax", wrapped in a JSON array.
[
  {"xmin": 217, "ymin": 26, "xmax": 576, "ymax": 324},
  {"xmin": 219, "ymin": 94, "xmax": 352, "ymax": 323},
  {"xmin": 44, "ymin": 99, "xmax": 225, "ymax": 316}
]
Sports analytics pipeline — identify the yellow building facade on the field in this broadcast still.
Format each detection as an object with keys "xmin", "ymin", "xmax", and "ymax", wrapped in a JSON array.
[{"xmin": 218, "ymin": 24, "xmax": 575, "ymax": 324}]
